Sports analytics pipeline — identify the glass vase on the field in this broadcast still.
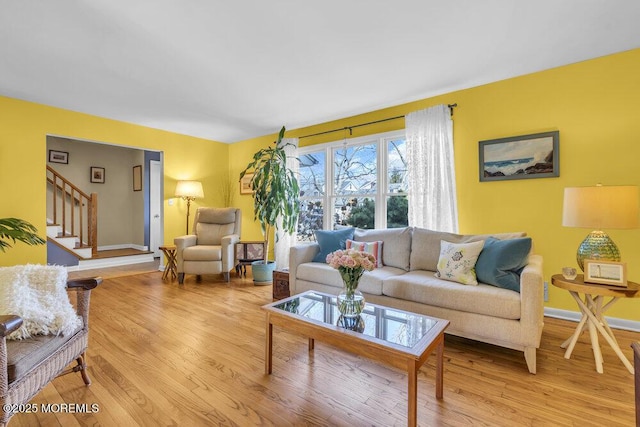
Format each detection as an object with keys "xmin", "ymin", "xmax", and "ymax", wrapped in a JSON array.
[{"xmin": 337, "ymin": 287, "xmax": 365, "ymax": 317}]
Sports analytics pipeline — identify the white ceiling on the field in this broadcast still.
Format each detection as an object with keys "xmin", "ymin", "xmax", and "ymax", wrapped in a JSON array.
[{"xmin": 2, "ymin": 1, "xmax": 640, "ymax": 143}]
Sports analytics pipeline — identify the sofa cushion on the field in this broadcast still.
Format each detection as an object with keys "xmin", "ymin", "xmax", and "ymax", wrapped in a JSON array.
[
  {"xmin": 382, "ymin": 270, "xmax": 521, "ymax": 320},
  {"xmin": 355, "ymin": 227, "xmax": 412, "ymax": 271},
  {"xmin": 476, "ymin": 237, "xmax": 532, "ymax": 292},
  {"xmin": 296, "ymin": 262, "xmax": 405, "ymax": 296},
  {"xmin": 435, "ymin": 240, "xmax": 485, "ymax": 285},
  {"xmin": 312, "ymin": 228, "xmax": 355, "ymax": 263},
  {"xmin": 346, "ymin": 239, "xmax": 383, "ymax": 268},
  {"xmin": 410, "ymin": 227, "xmax": 527, "ymax": 271}
]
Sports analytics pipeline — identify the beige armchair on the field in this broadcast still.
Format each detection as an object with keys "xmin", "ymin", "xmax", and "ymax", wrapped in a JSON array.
[{"xmin": 175, "ymin": 207, "xmax": 241, "ymax": 283}]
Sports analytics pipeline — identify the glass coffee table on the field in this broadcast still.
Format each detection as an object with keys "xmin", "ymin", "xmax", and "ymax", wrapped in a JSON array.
[{"xmin": 262, "ymin": 291, "xmax": 449, "ymax": 427}]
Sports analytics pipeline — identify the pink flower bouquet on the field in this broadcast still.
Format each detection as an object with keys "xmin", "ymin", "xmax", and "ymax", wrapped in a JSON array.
[{"xmin": 326, "ymin": 248, "xmax": 376, "ymax": 295}]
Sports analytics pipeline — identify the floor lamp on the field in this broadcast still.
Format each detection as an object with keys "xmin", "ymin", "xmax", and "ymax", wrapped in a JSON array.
[
  {"xmin": 175, "ymin": 180, "xmax": 204, "ymax": 234},
  {"xmin": 562, "ymin": 184, "xmax": 639, "ymax": 271}
]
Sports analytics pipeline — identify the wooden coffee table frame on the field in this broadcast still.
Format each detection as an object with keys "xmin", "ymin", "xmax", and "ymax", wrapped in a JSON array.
[{"xmin": 263, "ymin": 291, "xmax": 449, "ymax": 427}]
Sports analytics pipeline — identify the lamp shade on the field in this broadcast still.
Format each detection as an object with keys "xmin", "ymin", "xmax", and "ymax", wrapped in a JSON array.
[
  {"xmin": 563, "ymin": 185, "xmax": 639, "ymax": 271},
  {"xmin": 175, "ymin": 180, "xmax": 204, "ymax": 199},
  {"xmin": 562, "ymin": 185, "xmax": 639, "ymax": 230}
]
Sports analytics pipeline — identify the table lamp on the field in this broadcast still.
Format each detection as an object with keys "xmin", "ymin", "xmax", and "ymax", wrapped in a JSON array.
[
  {"xmin": 562, "ymin": 184, "xmax": 639, "ymax": 271},
  {"xmin": 175, "ymin": 180, "xmax": 204, "ymax": 234}
]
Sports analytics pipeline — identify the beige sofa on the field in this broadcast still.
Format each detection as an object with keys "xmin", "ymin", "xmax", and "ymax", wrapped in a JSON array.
[{"xmin": 289, "ymin": 227, "xmax": 544, "ymax": 374}]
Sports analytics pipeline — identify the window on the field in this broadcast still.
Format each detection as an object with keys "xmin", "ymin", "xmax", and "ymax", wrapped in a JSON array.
[{"xmin": 297, "ymin": 130, "xmax": 407, "ymax": 241}]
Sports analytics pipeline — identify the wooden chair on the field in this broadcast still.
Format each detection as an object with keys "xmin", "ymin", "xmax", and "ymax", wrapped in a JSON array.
[
  {"xmin": 633, "ymin": 342, "xmax": 640, "ymax": 427},
  {"xmin": 0, "ymin": 277, "xmax": 101, "ymax": 426}
]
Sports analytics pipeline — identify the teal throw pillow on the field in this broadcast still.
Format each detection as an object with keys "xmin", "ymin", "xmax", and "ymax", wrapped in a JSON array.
[
  {"xmin": 313, "ymin": 228, "xmax": 355, "ymax": 263},
  {"xmin": 475, "ymin": 237, "xmax": 532, "ymax": 292}
]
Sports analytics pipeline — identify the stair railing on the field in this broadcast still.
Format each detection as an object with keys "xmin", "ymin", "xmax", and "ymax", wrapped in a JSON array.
[{"xmin": 46, "ymin": 166, "xmax": 98, "ymax": 257}]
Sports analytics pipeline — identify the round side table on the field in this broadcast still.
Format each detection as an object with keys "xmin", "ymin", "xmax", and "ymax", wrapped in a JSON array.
[
  {"xmin": 551, "ymin": 274, "xmax": 640, "ymax": 374},
  {"xmin": 159, "ymin": 245, "xmax": 177, "ymax": 282}
]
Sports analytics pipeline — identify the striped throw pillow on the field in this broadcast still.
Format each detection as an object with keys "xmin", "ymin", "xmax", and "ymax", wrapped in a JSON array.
[{"xmin": 346, "ymin": 239, "xmax": 384, "ymax": 268}]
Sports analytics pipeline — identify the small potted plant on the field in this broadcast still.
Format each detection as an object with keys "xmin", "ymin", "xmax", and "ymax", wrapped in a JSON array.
[
  {"xmin": 0, "ymin": 218, "xmax": 46, "ymax": 252},
  {"xmin": 239, "ymin": 126, "xmax": 299, "ymax": 283}
]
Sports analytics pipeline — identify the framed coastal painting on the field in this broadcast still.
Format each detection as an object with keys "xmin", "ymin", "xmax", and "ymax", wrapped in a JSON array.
[{"xmin": 479, "ymin": 131, "xmax": 559, "ymax": 182}]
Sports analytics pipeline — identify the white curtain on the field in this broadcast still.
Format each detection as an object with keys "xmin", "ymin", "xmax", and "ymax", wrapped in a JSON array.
[
  {"xmin": 405, "ymin": 104, "xmax": 458, "ymax": 232},
  {"xmin": 274, "ymin": 137, "xmax": 299, "ymax": 269}
]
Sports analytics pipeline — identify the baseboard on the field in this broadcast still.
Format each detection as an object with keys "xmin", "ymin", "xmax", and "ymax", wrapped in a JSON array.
[
  {"xmin": 544, "ymin": 307, "xmax": 640, "ymax": 332},
  {"xmin": 98, "ymin": 244, "xmax": 149, "ymax": 251},
  {"xmin": 75, "ymin": 253, "xmax": 155, "ymax": 271}
]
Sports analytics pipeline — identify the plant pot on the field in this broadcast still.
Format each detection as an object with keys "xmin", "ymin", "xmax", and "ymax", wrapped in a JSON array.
[{"xmin": 251, "ymin": 260, "xmax": 276, "ymax": 285}]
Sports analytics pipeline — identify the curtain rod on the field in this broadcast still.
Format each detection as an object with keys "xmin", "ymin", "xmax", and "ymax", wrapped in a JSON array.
[{"xmin": 298, "ymin": 103, "xmax": 457, "ymax": 139}]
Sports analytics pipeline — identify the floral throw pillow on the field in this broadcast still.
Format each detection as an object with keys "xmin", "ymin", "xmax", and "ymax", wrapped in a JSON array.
[{"xmin": 435, "ymin": 240, "xmax": 485, "ymax": 285}]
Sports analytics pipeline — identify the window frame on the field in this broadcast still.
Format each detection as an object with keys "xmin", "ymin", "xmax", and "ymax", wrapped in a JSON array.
[{"xmin": 297, "ymin": 129, "xmax": 406, "ymax": 235}]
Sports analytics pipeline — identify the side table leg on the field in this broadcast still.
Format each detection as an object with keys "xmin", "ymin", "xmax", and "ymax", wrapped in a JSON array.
[
  {"xmin": 588, "ymin": 314, "xmax": 604, "ymax": 374},
  {"xmin": 562, "ymin": 291, "xmax": 588, "ymax": 358},
  {"xmin": 570, "ymin": 291, "xmax": 634, "ymax": 374}
]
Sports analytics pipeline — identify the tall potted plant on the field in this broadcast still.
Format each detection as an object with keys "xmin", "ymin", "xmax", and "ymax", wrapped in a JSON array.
[
  {"xmin": 0, "ymin": 218, "xmax": 46, "ymax": 252},
  {"xmin": 240, "ymin": 126, "xmax": 299, "ymax": 283}
]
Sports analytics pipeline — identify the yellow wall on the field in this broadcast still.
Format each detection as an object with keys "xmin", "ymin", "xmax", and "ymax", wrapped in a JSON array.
[
  {"xmin": 3, "ymin": 48, "xmax": 639, "ymax": 321},
  {"xmin": 230, "ymin": 48, "xmax": 640, "ymax": 321},
  {"xmin": 0, "ymin": 96, "xmax": 229, "ymax": 266}
]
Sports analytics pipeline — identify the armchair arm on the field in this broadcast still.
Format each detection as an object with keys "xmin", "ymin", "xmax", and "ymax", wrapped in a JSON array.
[
  {"xmin": 67, "ymin": 277, "xmax": 102, "ymax": 290},
  {"xmin": 174, "ymin": 235, "xmax": 197, "ymax": 272},
  {"xmin": 221, "ymin": 234, "xmax": 241, "ymax": 272},
  {"xmin": 0, "ymin": 315, "xmax": 23, "ymax": 338},
  {"xmin": 66, "ymin": 277, "xmax": 102, "ymax": 329}
]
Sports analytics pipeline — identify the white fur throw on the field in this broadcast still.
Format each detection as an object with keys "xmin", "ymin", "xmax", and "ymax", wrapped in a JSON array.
[{"xmin": 0, "ymin": 264, "xmax": 81, "ymax": 340}]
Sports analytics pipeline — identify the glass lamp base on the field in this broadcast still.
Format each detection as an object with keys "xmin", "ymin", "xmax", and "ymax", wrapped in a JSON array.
[{"xmin": 576, "ymin": 230, "xmax": 620, "ymax": 271}]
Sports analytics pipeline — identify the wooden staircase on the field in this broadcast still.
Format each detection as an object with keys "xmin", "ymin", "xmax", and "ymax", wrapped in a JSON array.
[{"xmin": 46, "ymin": 165, "xmax": 97, "ymax": 259}]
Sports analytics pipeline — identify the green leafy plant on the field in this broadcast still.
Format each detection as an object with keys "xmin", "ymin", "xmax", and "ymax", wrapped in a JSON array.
[
  {"xmin": 240, "ymin": 126, "xmax": 300, "ymax": 264},
  {"xmin": 0, "ymin": 218, "xmax": 46, "ymax": 252}
]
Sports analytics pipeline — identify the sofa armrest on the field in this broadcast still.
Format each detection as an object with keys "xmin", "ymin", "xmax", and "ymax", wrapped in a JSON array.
[
  {"xmin": 221, "ymin": 234, "xmax": 241, "ymax": 272},
  {"xmin": 519, "ymin": 254, "xmax": 544, "ymax": 347},
  {"xmin": 289, "ymin": 243, "xmax": 320, "ymax": 294},
  {"xmin": 174, "ymin": 235, "xmax": 197, "ymax": 272}
]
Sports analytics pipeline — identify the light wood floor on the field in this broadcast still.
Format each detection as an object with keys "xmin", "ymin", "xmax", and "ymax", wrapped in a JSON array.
[{"xmin": 11, "ymin": 270, "xmax": 639, "ymax": 426}]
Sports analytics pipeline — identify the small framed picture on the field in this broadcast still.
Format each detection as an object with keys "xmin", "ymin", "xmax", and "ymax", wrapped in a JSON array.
[
  {"xmin": 49, "ymin": 150, "xmax": 69, "ymax": 164},
  {"xmin": 240, "ymin": 172, "xmax": 254, "ymax": 195},
  {"xmin": 584, "ymin": 259, "xmax": 627, "ymax": 287},
  {"xmin": 90, "ymin": 166, "xmax": 105, "ymax": 184},
  {"xmin": 133, "ymin": 165, "xmax": 142, "ymax": 191}
]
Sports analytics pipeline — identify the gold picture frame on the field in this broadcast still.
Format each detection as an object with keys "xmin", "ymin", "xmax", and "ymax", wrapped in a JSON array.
[
  {"xmin": 240, "ymin": 172, "xmax": 254, "ymax": 195},
  {"xmin": 133, "ymin": 165, "xmax": 142, "ymax": 191},
  {"xmin": 584, "ymin": 259, "xmax": 627, "ymax": 287}
]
